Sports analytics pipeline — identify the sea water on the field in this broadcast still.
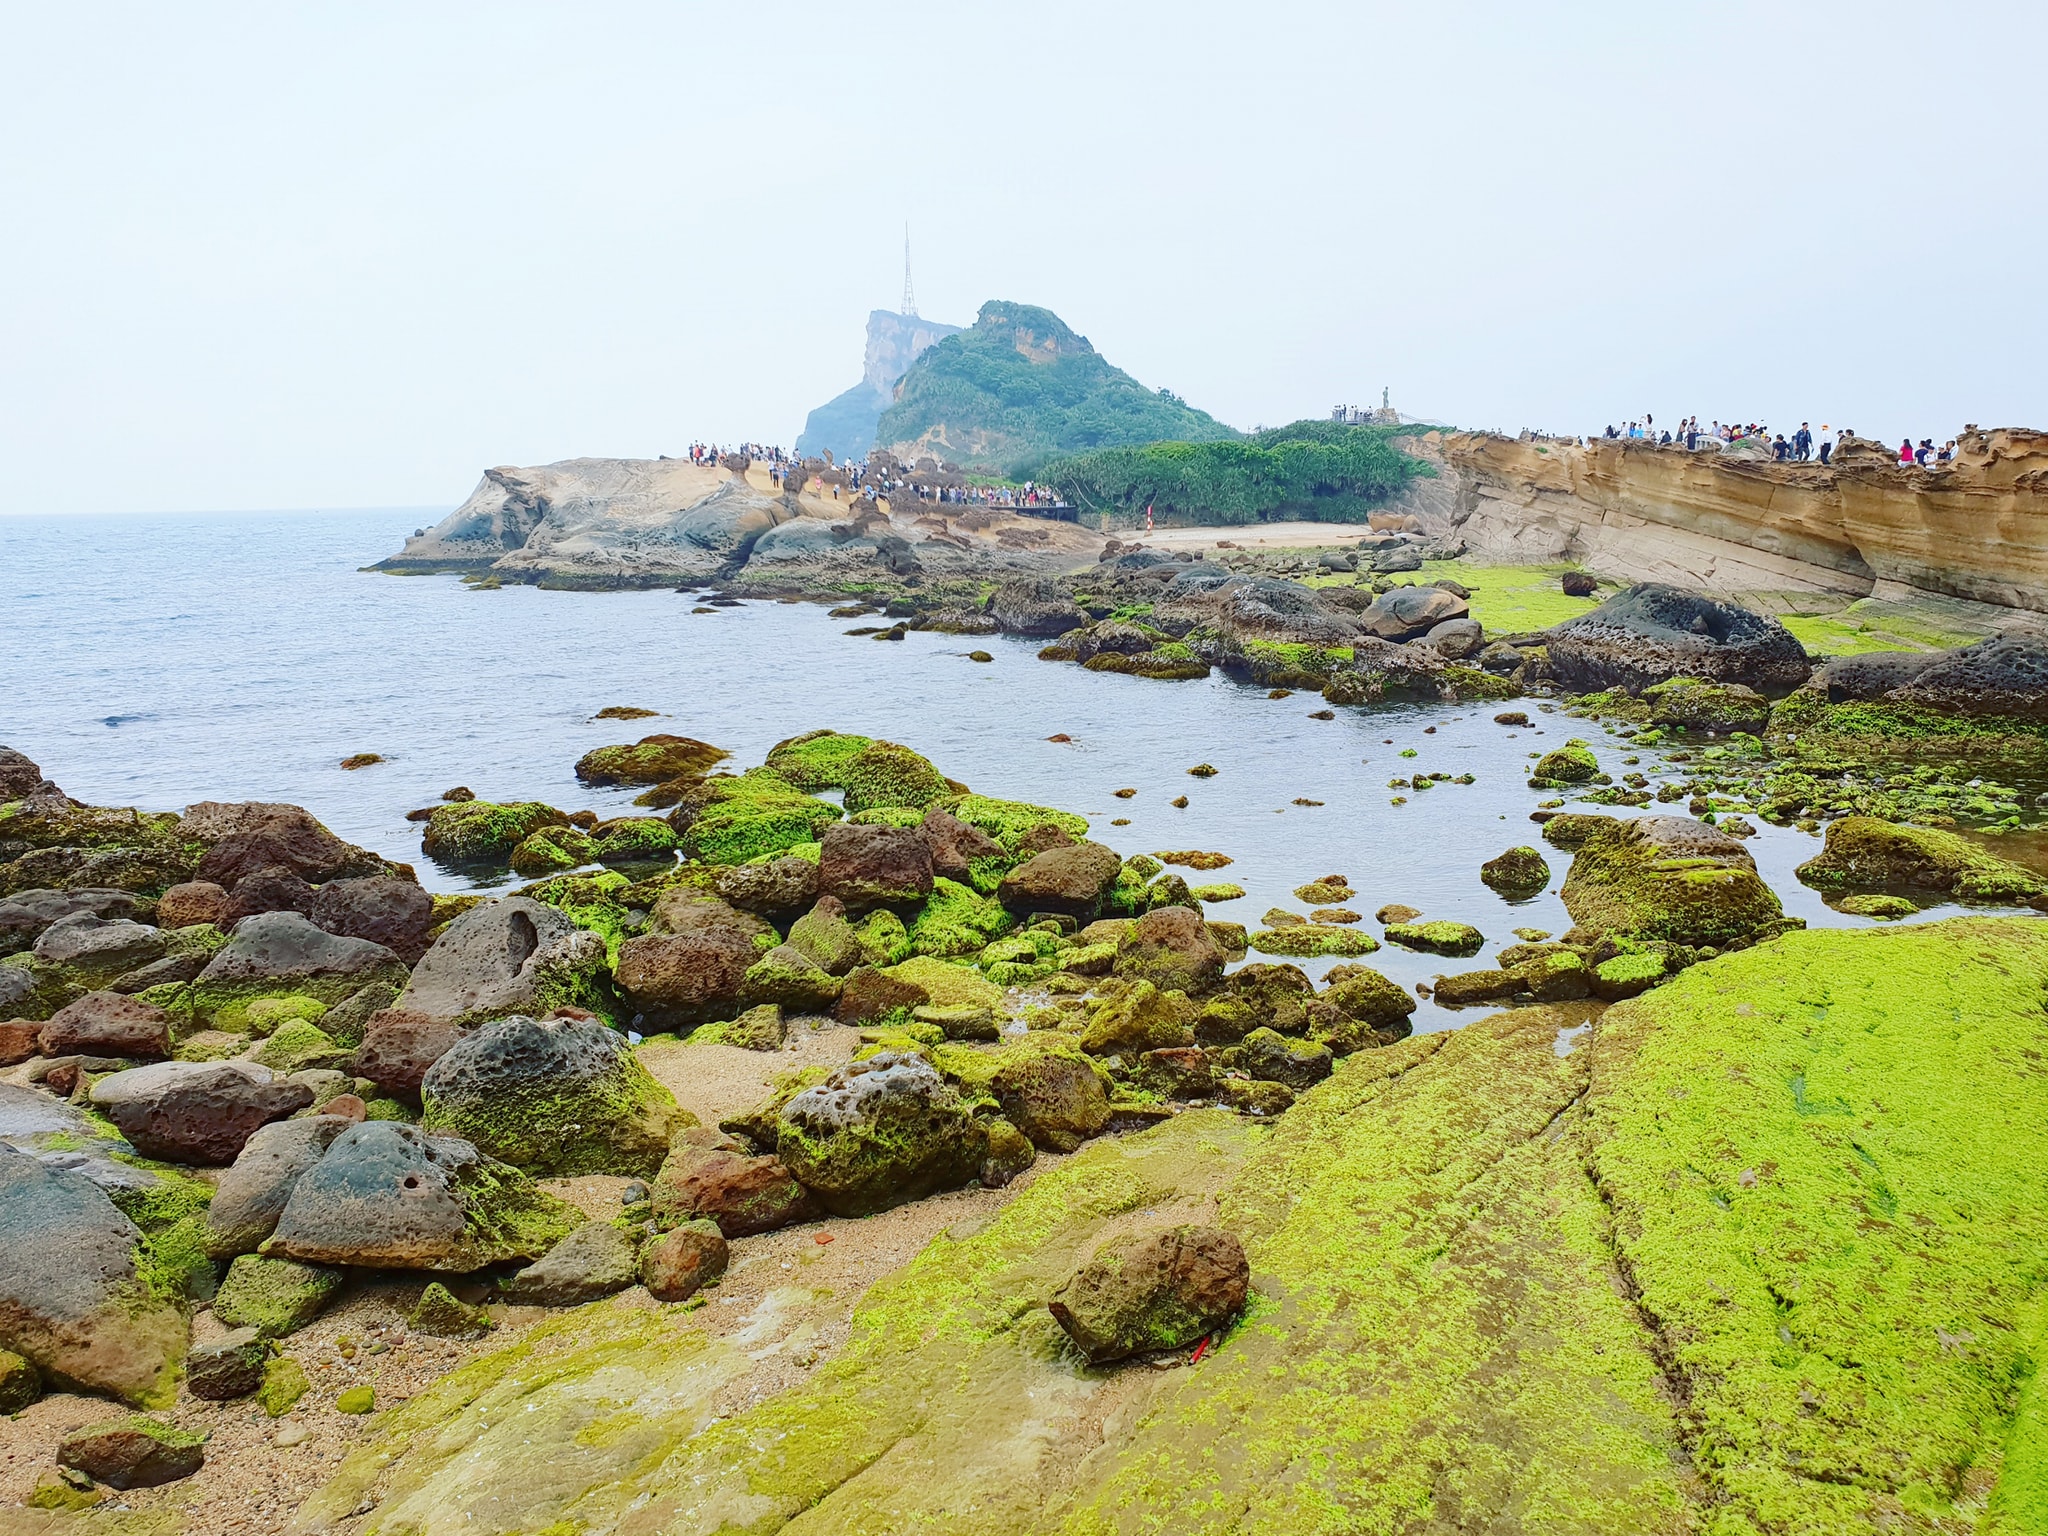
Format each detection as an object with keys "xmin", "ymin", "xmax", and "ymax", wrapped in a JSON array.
[{"xmin": 0, "ymin": 509, "xmax": 2019, "ymax": 1031}]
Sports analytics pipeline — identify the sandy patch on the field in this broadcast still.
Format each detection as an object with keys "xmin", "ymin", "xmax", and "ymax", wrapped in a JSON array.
[{"xmin": 636, "ymin": 1017, "xmax": 862, "ymax": 1130}]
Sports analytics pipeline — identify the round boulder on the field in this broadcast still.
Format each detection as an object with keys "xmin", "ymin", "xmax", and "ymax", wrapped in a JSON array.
[
  {"xmin": 776, "ymin": 1052, "xmax": 983, "ymax": 1217},
  {"xmin": 1048, "ymin": 1225, "xmax": 1249, "ymax": 1363},
  {"xmin": 420, "ymin": 1014, "xmax": 679, "ymax": 1178}
]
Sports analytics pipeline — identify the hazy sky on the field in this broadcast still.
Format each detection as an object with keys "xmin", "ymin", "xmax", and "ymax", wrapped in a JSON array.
[{"xmin": 4, "ymin": 1, "xmax": 2042, "ymax": 515}]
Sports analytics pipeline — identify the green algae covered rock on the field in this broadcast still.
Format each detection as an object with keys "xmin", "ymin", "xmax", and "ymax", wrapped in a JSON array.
[
  {"xmin": 906, "ymin": 877, "xmax": 1014, "ymax": 959},
  {"xmin": 419, "ymin": 1014, "xmax": 680, "ymax": 1179},
  {"xmin": 669, "ymin": 769, "xmax": 842, "ymax": 866},
  {"xmin": 509, "ymin": 824, "xmax": 598, "ymax": 877},
  {"xmin": 57, "ymin": 1415, "xmax": 205, "ymax": 1488},
  {"xmin": 409, "ymin": 1280, "xmax": 494, "ymax": 1338},
  {"xmin": 1382, "ymin": 919, "xmax": 1485, "ymax": 957},
  {"xmin": 1529, "ymin": 738, "xmax": 1600, "ymax": 787},
  {"xmin": 421, "ymin": 801, "xmax": 568, "ymax": 865},
  {"xmin": 840, "ymin": 740, "xmax": 954, "ymax": 814},
  {"xmin": 944, "ymin": 794, "xmax": 1090, "ymax": 854},
  {"xmin": 1080, "ymin": 979, "xmax": 1194, "ymax": 1056},
  {"xmin": 1834, "ymin": 892, "xmax": 1918, "ymax": 920},
  {"xmin": 877, "ymin": 955, "xmax": 1002, "ymax": 1012},
  {"xmin": 1479, "ymin": 845, "xmax": 1551, "ymax": 898},
  {"xmin": 1795, "ymin": 815, "xmax": 2048, "ymax": 906},
  {"xmin": 575, "ymin": 735, "xmax": 729, "ymax": 787},
  {"xmin": 775, "ymin": 1052, "xmax": 984, "ymax": 1216},
  {"xmin": 1048, "ymin": 1224, "xmax": 1249, "ymax": 1363},
  {"xmin": 1582, "ymin": 918, "xmax": 2048, "ymax": 1531},
  {"xmin": 1247, "ymin": 924, "xmax": 1381, "ymax": 958},
  {"xmin": 294, "ymin": 919, "xmax": 2048, "ymax": 1535},
  {"xmin": 763, "ymin": 729, "xmax": 876, "ymax": 790},
  {"xmin": 211, "ymin": 1254, "xmax": 345, "ymax": 1338},
  {"xmin": 1643, "ymin": 676, "xmax": 1770, "ymax": 735},
  {"xmin": 1560, "ymin": 814, "xmax": 1793, "ymax": 949}
]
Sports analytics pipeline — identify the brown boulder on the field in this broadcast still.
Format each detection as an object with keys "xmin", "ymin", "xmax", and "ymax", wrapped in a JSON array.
[
  {"xmin": 185, "ymin": 801, "xmax": 385, "ymax": 886},
  {"xmin": 156, "ymin": 882, "xmax": 228, "ymax": 929},
  {"xmin": 89, "ymin": 1061, "xmax": 312, "ymax": 1165},
  {"xmin": 650, "ymin": 1132, "xmax": 820, "ymax": 1238},
  {"xmin": 997, "ymin": 842, "xmax": 1123, "ymax": 918},
  {"xmin": 38, "ymin": 992, "xmax": 171, "ymax": 1060},
  {"xmin": 351, "ymin": 1008, "xmax": 467, "ymax": 1101},
  {"xmin": 0, "ymin": 1020, "xmax": 39, "ymax": 1065},
  {"xmin": 833, "ymin": 965, "xmax": 929, "ymax": 1024},
  {"xmin": 919, "ymin": 807, "xmax": 1002, "ymax": 884},
  {"xmin": 640, "ymin": 1219, "xmax": 729, "ymax": 1302},
  {"xmin": 220, "ymin": 866, "xmax": 317, "ymax": 928},
  {"xmin": 308, "ymin": 875, "xmax": 433, "ymax": 965},
  {"xmin": 1048, "ymin": 1225, "xmax": 1250, "ymax": 1363},
  {"xmin": 818, "ymin": 823, "xmax": 934, "ymax": 910},
  {"xmin": 615, "ymin": 932, "xmax": 754, "ymax": 1029},
  {"xmin": 1113, "ymin": 906, "xmax": 1227, "ymax": 995}
]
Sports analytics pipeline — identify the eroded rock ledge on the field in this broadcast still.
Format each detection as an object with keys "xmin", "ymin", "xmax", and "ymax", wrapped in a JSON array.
[{"xmin": 1431, "ymin": 427, "xmax": 2048, "ymax": 614}]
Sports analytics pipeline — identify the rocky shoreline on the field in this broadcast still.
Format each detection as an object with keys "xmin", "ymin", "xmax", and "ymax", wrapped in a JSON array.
[{"xmin": 7, "ymin": 576, "xmax": 2048, "ymax": 1530}]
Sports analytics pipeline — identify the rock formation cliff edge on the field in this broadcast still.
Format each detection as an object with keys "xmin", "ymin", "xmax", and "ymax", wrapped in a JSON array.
[{"xmin": 1430, "ymin": 428, "xmax": 2048, "ymax": 614}]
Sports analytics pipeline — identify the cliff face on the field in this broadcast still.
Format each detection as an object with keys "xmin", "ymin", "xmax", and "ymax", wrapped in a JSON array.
[
  {"xmin": 1433, "ymin": 429, "xmax": 2048, "ymax": 613},
  {"xmin": 794, "ymin": 310, "xmax": 964, "ymax": 463}
]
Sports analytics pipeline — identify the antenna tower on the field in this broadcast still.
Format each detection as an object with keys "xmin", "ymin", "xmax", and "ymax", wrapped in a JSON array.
[{"xmin": 902, "ymin": 225, "xmax": 918, "ymax": 317}]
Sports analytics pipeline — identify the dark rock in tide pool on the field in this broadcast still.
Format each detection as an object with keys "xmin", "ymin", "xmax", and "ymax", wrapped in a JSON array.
[{"xmin": 1545, "ymin": 583, "xmax": 1810, "ymax": 695}]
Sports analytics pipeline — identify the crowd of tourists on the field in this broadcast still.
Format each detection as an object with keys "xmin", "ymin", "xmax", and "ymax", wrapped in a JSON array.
[
  {"xmin": 675, "ymin": 440, "xmax": 1060, "ymax": 510},
  {"xmin": 1599, "ymin": 416, "xmax": 1959, "ymax": 468}
]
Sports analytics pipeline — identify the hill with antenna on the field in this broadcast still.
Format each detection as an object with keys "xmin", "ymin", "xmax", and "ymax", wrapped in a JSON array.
[{"xmin": 876, "ymin": 300, "xmax": 1238, "ymax": 478}]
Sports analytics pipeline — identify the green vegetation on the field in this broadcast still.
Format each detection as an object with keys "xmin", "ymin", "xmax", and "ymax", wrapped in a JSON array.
[
  {"xmin": 877, "ymin": 301, "xmax": 1237, "ymax": 478},
  {"xmin": 1046, "ymin": 420, "xmax": 1428, "ymax": 528}
]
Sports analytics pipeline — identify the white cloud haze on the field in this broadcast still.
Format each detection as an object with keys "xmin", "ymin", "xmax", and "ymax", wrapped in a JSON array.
[{"xmin": 3, "ymin": 0, "xmax": 2043, "ymax": 514}]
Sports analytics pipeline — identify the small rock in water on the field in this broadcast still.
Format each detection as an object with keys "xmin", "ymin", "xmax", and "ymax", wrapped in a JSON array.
[
  {"xmin": 1376, "ymin": 904, "xmax": 1422, "ymax": 925},
  {"xmin": 338, "ymin": 753, "xmax": 383, "ymax": 770},
  {"xmin": 1267, "ymin": 688, "xmax": 1293, "ymax": 699},
  {"xmin": 1186, "ymin": 764, "xmax": 1218, "ymax": 778},
  {"xmin": 1113, "ymin": 788, "xmax": 1137, "ymax": 798},
  {"xmin": 1170, "ymin": 796, "xmax": 1189, "ymax": 809}
]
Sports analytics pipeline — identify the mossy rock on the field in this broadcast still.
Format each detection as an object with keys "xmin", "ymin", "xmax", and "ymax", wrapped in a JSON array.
[
  {"xmin": 1247, "ymin": 925, "xmax": 1381, "ymax": 959},
  {"xmin": 1479, "ymin": 846, "xmax": 1551, "ymax": 898},
  {"xmin": 877, "ymin": 955, "xmax": 1002, "ymax": 1011},
  {"xmin": 575, "ymin": 735, "xmax": 729, "ymax": 787},
  {"xmin": 246, "ymin": 1019, "xmax": 343, "ymax": 1074},
  {"xmin": 906, "ymin": 878, "xmax": 1014, "ymax": 959},
  {"xmin": 211, "ymin": 1255, "xmax": 345, "ymax": 1338},
  {"xmin": 1643, "ymin": 676, "xmax": 1769, "ymax": 735},
  {"xmin": 1591, "ymin": 949, "xmax": 1666, "ymax": 1000},
  {"xmin": 590, "ymin": 817, "xmax": 681, "ymax": 863},
  {"xmin": 237, "ymin": 994, "xmax": 328, "ymax": 1038},
  {"xmin": 518, "ymin": 869, "xmax": 638, "ymax": 966},
  {"xmin": 840, "ymin": 741, "xmax": 954, "ymax": 814},
  {"xmin": 1561, "ymin": 815, "xmax": 1791, "ymax": 949},
  {"xmin": 1834, "ymin": 893, "xmax": 1919, "ymax": 920},
  {"xmin": 421, "ymin": 801, "xmax": 568, "ymax": 864},
  {"xmin": 1190, "ymin": 883, "xmax": 1245, "ymax": 902},
  {"xmin": 1080, "ymin": 980, "xmax": 1194, "ymax": 1055},
  {"xmin": 1529, "ymin": 739, "xmax": 1599, "ymax": 787},
  {"xmin": 255, "ymin": 1354, "xmax": 310, "ymax": 1416},
  {"xmin": 1383, "ymin": 920, "xmax": 1486, "ymax": 957},
  {"xmin": 509, "ymin": 825, "xmax": 598, "ymax": 877},
  {"xmin": 1795, "ymin": 815, "xmax": 2048, "ymax": 906},
  {"xmin": 854, "ymin": 908, "xmax": 912, "ymax": 967},
  {"xmin": 291, "ymin": 921, "xmax": 2048, "ymax": 1531},
  {"xmin": 763, "ymin": 730, "xmax": 876, "ymax": 791},
  {"xmin": 673, "ymin": 770, "xmax": 843, "ymax": 866},
  {"xmin": 943, "ymin": 794, "xmax": 1090, "ymax": 855},
  {"xmin": 409, "ymin": 1281, "xmax": 495, "ymax": 1339}
]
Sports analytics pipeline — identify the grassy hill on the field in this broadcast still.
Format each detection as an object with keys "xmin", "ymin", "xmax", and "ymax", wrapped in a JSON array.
[
  {"xmin": 1043, "ymin": 418, "xmax": 1433, "ymax": 527},
  {"xmin": 876, "ymin": 301, "xmax": 1237, "ymax": 478}
]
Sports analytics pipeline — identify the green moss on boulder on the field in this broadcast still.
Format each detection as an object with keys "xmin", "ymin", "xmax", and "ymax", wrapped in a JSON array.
[
  {"xmin": 1795, "ymin": 815, "xmax": 2048, "ymax": 905},
  {"xmin": 1561, "ymin": 815, "xmax": 1793, "ymax": 949},
  {"xmin": 422, "ymin": 801, "xmax": 568, "ymax": 864}
]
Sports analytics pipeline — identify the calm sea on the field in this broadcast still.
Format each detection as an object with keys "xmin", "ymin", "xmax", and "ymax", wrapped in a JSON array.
[{"xmin": 0, "ymin": 509, "xmax": 2002, "ymax": 1028}]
